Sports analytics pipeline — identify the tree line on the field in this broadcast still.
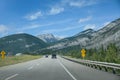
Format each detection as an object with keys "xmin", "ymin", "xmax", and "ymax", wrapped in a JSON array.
[{"xmin": 56, "ymin": 43, "xmax": 120, "ymax": 64}]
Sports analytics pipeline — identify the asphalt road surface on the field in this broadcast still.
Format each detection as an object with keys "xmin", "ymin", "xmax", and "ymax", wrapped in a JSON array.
[{"xmin": 0, "ymin": 56, "xmax": 119, "ymax": 80}]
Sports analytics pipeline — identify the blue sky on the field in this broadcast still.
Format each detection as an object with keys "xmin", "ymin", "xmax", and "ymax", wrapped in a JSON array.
[{"xmin": 0, "ymin": 0, "xmax": 120, "ymax": 38}]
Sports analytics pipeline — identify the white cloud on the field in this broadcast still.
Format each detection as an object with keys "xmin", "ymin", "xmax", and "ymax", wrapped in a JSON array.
[
  {"xmin": 78, "ymin": 16, "xmax": 92, "ymax": 23},
  {"xmin": 16, "ymin": 31, "xmax": 24, "ymax": 34},
  {"xmin": 49, "ymin": 7, "xmax": 64, "ymax": 15},
  {"xmin": 103, "ymin": 21, "xmax": 110, "ymax": 26},
  {"xmin": 0, "ymin": 24, "xmax": 8, "ymax": 33},
  {"xmin": 25, "ymin": 7, "xmax": 64, "ymax": 20},
  {"xmin": 25, "ymin": 11, "xmax": 42, "ymax": 20},
  {"xmin": 69, "ymin": 0, "xmax": 97, "ymax": 7},
  {"xmin": 21, "ymin": 23, "xmax": 54, "ymax": 30},
  {"xmin": 0, "ymin": 24, "xmax": 9, "ymax": 37},
  {"xmin": 42, "ymin": 26, "xmax": 82, "ymax": 33},
  {"xmin": 54, "ymin": 34, "xmax": 68, "ymax": 39},
  {"xmin": 22, "ymin": 19, "xmax": 72, "ymax": 30},
  {"xmin": 84, "ymin": 24, "xmax": 96, "ymax": 30},
  {"xmin": 24, "ymin": 24, "xmax": 40, "ymax": 30},
  {"xmin": 24, "ymin": 0, "xmax": 97, "ymax": 20},
  {"xmin": 96, "ymin": 21, "xmax": 110, "ymax": 30}
]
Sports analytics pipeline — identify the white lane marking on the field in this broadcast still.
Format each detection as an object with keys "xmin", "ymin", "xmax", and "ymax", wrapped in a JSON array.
[
  {"xmin": 58, "ymin": 60, "xmax": 77, "ymax": 80},
  {"xmin": 5, "ymin": 74, "xmax": 18, "ymax": 80},
  {"xmin": 28, "ymin": 66, "xmax": 34, "ymax": 70}
]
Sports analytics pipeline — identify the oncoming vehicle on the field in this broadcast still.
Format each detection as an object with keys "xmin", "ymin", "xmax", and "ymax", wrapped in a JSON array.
[{"xmin": 51, "ymin": 54, "xmax": 57, "ymax": 59}]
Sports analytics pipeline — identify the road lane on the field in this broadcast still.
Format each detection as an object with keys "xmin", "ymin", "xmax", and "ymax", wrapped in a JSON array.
[
  {"xmin": 9, "ymin": 57, "xmax": 73, "ymax": 80},
  {"xmin": 0, "ymin": 56, "xmax": 119, "ymax": 80},
  {"xmin": 0, "ymin": 58, "xmax": 45, "ymax": 80},
  {"xmin": 59, "ymin": 57, "xmax": 120, "ymax": 80},
  {"xmin": 58, "ymin": 59, "xmax": 77, "ymax": 80},
  {"xmin": 5, "ymin": 74, "xmax": 19, "ymax": 80}
]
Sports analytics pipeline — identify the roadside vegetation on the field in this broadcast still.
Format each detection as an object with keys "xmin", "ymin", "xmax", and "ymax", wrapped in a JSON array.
[
  {"xmin": 57, "ymin": 43, "xmax": 120, "ymax": 64},
  {"xmin": 86, "ymin": 43, "xmax": 120, "ymax": 63},
  {"xmin": 0, "ymin": 55, "xmax": 41, "ymax": 67}
]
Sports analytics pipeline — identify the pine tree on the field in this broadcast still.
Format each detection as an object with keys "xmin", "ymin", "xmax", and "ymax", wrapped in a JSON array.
[{"xmin": 105, "ymin": 43, "xmax": 117, "ymax": 63}]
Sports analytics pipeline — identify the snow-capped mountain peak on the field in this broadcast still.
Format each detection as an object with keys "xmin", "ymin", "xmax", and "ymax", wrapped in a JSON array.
[{"xmin": 37, "ymin": 33, "xmax": 61, "ymax": 43}]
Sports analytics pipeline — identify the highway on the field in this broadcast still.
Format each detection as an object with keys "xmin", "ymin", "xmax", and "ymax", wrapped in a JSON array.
[{"xmin": 0, "ymin": 56, "xmax": 119, "ymax": 80}]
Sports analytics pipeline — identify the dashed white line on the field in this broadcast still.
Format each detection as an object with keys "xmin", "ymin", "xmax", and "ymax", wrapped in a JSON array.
[
  {"xmin": 58, "ymin": 60, "xmax": 77, "ymax": 80},
  {"xmin": 28, "ymin": 66, "xmax": 33, "ymax": 70},
  {"xmin": 5, "ymin": 74, "xmax": 18, "ymax": 80}
]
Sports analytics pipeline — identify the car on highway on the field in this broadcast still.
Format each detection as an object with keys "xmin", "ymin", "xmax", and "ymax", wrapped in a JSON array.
[
  {"xmin": 51, "ymin": 54, "xmax": 57, "ymax": 59},
  {"xmin": 45, "ymin": 55, "xmax": 48, "ymax": 58}
]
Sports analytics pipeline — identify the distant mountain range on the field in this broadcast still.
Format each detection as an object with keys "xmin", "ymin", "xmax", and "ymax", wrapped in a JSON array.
[
  {"xmin": 0, "ymin": 18, "xmax": 120, "ymax": 55},
  {"xmin": 37, "ymin": 33, "xmax": 61, "ymax": 43},
  {"xmin": 0, "ymin": 33, "xmax": 47, "ymax": 55},
  {"xmin": 45, "ymin": 18, "xmax": 120, "ymax": 51}
]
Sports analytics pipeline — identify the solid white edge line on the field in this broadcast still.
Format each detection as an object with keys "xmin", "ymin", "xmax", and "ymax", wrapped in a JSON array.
[
  {"xmin": 58, "ymin": 59, "xmax": 77, "ymax": 80},
  {"xmin": 5, "ymin": 74, "xmax": 18, "ymax": 80}
]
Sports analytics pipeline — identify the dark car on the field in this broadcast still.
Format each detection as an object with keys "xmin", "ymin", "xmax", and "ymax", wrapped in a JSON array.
[
  {"xmin": 45, "ymin": 55, "xmax": 48, "ymax": 58},
  {"xmin": 51, "ymin": 54, "xmax": 57, "ymax": 59}
]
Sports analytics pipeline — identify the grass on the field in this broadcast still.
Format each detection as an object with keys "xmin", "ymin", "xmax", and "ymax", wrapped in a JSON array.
[{"xmin": 0, "ymin": 55, "xmax": 42, "ymax": 67}]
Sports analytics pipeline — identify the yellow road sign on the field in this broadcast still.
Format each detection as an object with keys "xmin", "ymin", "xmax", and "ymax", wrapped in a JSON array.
[
  {"xmin": 81, "ymin": 49, "xmax": 86, "ymax": 58},
  {"xmin": 1, "ymin": 50, "xmax": 6, "ymax": 59}
]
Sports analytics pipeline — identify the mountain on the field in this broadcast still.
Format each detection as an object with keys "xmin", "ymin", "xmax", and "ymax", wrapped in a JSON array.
[
  {"xmin": 1, "ymin": 18, "xmax": 120, "ymax": 55},
  {"xmin": 0, "ymin": 33, "xmax": 48, "ymax": 55},
  {"xmin": 87, "ymin": 18, "xmax": 120, "ymax": 49},
  {"xmin": 37, "ymin": 33, "xmax": 61, "ymax": 43},
  {"xmin": 44, "ymin": 18, "xmax": 120, "ymax": 51},
  {"xmin": 46, "ymin": 29, "xmax": 96, "ymax": 49},
  {"xmin": 74, "ymin": 29, "xmax": 95, "ymax": 37}
]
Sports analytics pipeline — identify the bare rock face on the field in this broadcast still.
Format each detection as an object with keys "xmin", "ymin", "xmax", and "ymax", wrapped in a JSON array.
[
  {"xmin": 47, "ymin": 18, "xmax": 120, "ymax": 50},
  {"xmin": 37, "ymin": 33, "xmax": 61, "ymax": 43}
]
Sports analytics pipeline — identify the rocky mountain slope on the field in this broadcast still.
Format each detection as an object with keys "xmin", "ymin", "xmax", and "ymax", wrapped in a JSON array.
[
  {"xmin": 87, "ymin": 18, "xmax": 120, "ymax": 49},
  {"xmin": 46, "ymin": 18, "xmax": 120, "ymax": 50},
  {"xmin": 1, "ymin": 18, "xmax": 120, "ymax": 55},
  {"xmin": 47, "ymin": 29, "xmax": 95, "ymax": 49},
  {"xmin": 37, "ymin": 33, "xmax": 60, "ymax": 43}
]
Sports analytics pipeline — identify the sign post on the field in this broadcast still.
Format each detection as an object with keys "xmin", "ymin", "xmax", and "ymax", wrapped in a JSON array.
[
  {"xmin": 81, "ymin": 49, "xmax": 86, "ymax": 59},
  {"xmin": 1, "ymin": 50, "xmax": 6, "ymax": 59}
]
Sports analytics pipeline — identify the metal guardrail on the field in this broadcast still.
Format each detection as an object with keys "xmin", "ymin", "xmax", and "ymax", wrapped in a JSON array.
[{"xmin": 62, "ymin": 56, "xmax": 120, "ymax": 74}]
